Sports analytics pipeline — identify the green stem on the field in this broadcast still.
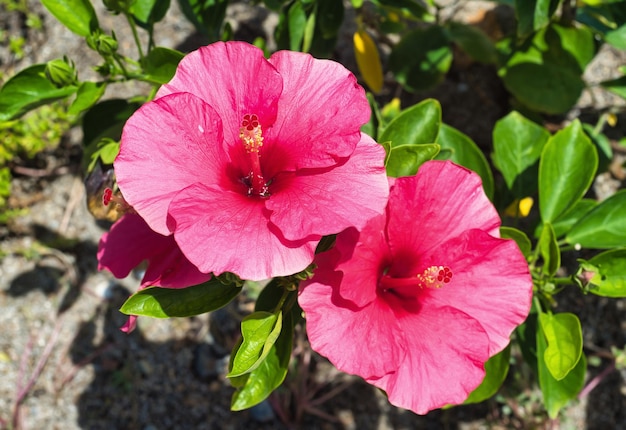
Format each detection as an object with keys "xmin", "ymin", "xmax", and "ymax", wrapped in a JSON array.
[
  {"xmin": 553, "ymin": 276, "xmax": 575, "ymax": 286},
  {"xmin": 124, "ymin": 12, "xmax": 145, "ymax": 61}
]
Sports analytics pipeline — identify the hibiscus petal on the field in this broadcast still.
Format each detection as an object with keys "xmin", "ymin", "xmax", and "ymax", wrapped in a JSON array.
[
  {"xmin": 298, "ymin": 276, "xmax": 404, "ymax": 380},
  {"xmin": 98, "ymin": 214, "xmax": 158, "ymax": 279},
  {"xmin": 98, "ymin": 213, "xmax": 212, "ymax": 288},
  {"xmin": 369, "ymin": 304, "xmax": 490, "ymax": 415},
  {"xmin": 115, "ymin": 92, "xmax": 226, "ymax": 235},
  {"xmin": 419, "ymin": 229, "xmax": 533, "ymax": 355},
  {"xmin": 265, "ymin": 50, "xmax": 370, "ymax": 169},
  {"xmin": 156, "ymin": 41, "xmax": 283, "ymax": 145},
  {"xmin": 266, "ymin": 134, "xmax": 388, "ymax": 241},
  {"xmin": 168, "ymin": 183, "xmax": 318, "ymax": 281},
  {"xmin": 387, "ymin": 161, "xmax": 501, "ymax": 270}
]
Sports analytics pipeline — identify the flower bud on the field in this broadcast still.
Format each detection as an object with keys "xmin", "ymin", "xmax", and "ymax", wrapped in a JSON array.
[
  {"xmin": 87, "ymin": 31, "xmax": 119, "ymax": 56},
  {"xmin": 44, "ymin": 57, "xmax": 78, "ymax": 87}
]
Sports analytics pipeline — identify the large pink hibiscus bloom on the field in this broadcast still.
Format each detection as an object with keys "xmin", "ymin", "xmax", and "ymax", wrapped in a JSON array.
[
  {"xmin": 98, "ymin": 213, "xmax": 212, "ymax": 332},
  {"xmin": 299, "ymin": 161, "xmax": 533, "ymax": 414},
  {"xmin": 114, "ymin": 42, "xmax": 388, "ymax": 281}
]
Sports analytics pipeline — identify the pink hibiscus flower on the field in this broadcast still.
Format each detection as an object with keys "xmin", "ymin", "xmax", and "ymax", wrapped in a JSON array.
[
  {"xmin": 98, "ymin": 213, "xmax": 212, "ymax": 332},
  {"xmin": 298, "ymin": 160, "xmax": 533, "ymax": 414},
  {"xmin": 114, "ymin": 41, "xmax": 389, "ymax": 281}
]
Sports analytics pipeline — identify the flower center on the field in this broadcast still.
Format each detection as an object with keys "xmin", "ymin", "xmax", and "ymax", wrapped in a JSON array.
[
  {"xmin": 239, "ymin": 114, "xmax": 269, "ymax": 198},
  {"xmin": 378, "ymin": 265, "xmax": 453, "ymax": 297},
  {"xmin": 103, "ymin": 187, "xmax": 135, "ymax": 215}
]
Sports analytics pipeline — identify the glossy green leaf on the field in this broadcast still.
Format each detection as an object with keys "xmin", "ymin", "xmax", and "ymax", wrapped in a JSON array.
[
  {"xmin": 179, "ymin": 0, "xmax": 228, "ymax": 41},
  {"xmin": 515, "ymin": 0, "xmax": 561, "ymax": 38},
  {"xmin": 583, "ymin": 248, "xmax": 626, "ymax": 297},
  {"xmin": 499, "ymin": 25, "xmax": 595, "ymax": 114},
  {"xmin": 82, "ymin": 99, "xmax": 142, "ymax": 147},
  {"xmin": 41, "ymin": 0, "xmax": 99, "ymax": 36},
  {"xmin": 142, "ymin": 47, "xmax": 184, "ymax": 84},
  {"xmin": 436, "ymin": 124, "xmax": 494, "ymax": 199},
  {"xmin": 130, "ymin": 0, "xmax": 171, "ymax": 26},
  {"xmin": 601, "ymin": 75, "xmax": 626, "ymax": 99},
  {"xmin": 0, "ymin": 65, "xmax": 77, "ymax": 121},
  {"xmin": 539, "ymin": 120, "xmax": 598, "ymax": 223},
  {"xmin": 501, "ymin": 226, "xmax": 532, "ymax": 258},
  {"xmin": 87, "ymin": 138, "xmax": 120, "ymax": 171},
  {"xmin": 534, "ymin": 199, "xmax": 597, "ymax": 239},
  {"xmin": 446, "ymin": 22, "xmax": 497, "ymax": 64},
  {"xmin": 302, "ymin": 9, "xmax": 316, "ymax": 53},
  {"xmin": 230, "ymin": 311, "xmax": 293, "ymax": 410},
  {"xmin": 492, "ymin": 111, "xmax": 550, "ymax": 193},
  {"xmin": 464, "ymin": 346, "xmax": 511, "ymax": 404},
  {"xmin": 386, "ymin": 144, "xmax": 440, "ymax": 178},
  {"xmin": 605, "ymin": 24, "xmax": 626, "ymax": 49},
  {"xmin": 539, "ymin": 223, "xmax": 560, "ymax": 277},
  {"xmin": 228, "ymin": 311, "xmax": 283, "ymax": 377},
  {"xmin": 389, "ymin": 26, "xmax": 452, "ymax": 92},
  {"xmin": 120, "ymin": 279, "xmax": 242, "ymax": 317},
  {"xmin": 288, "ymin": 1, "xmax": 307, "ymax": 51},
  {"xmin": 539, "ymin": 312, "xmax": 583, "ymax": 380},
  {"xmin": 379, "ymin": 99, "xmax": 441, "ymax": 149},
  {"xmin": 68, "ymin": 81, "xmax": 106, "ymax": 115},
  {"xmin": 537, "ymin": 317, "xmax": 586, "ymax": 418},
  {"xmin": 566, "ymin": 190, "xmax": 626, "ymax": 248}
]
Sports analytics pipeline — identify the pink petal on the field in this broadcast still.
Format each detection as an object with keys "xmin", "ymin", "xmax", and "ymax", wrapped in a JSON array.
[
  {"xmin": 156, "ymin": 41, "xmax": 283, "ymax": 146},
  {"xmin": 266, "ymin": 134, "xmax": 388, "ymax": 241},
  {"xmin": 264, "ymin": 50, "xmax": 370, "ymax": 169},
  {"xmin": 299, "ymin": 276, "xmax": 405, "ymax": 380},
  {"xmin": 386, "ymin": 161, "xmax": 501, "ymax": 267},
  {"xmin": 168, "ymin": 183, "xmax": 318, "ymax": 281},
  {"xmin": 368, "ymin": 304, "xmax": 490, "ymax": 414},
  {"xmin": 418, "ymin": 229, "xmax": 532, "ymax": 355},
  {"xmin": 97, "ymin": 213, "xmax": 212, "ymax": 288},
  {"xmin": 115, "ymin": 93, "xmax": 227, "ymax": 235}
]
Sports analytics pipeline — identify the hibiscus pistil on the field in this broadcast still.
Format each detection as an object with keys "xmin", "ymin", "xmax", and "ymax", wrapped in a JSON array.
[
  {"xmin": 379, "ymin": 265, "xmax": 453, "ymax": 296},
  {"xmin": 239, "ymin": 113, "xmax": 269, "ymax": 198}
]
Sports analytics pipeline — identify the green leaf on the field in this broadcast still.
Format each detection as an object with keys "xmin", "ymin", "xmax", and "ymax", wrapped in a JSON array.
[
  {"xmin": 499, "ymin": 25, "xmax": 595, "ymax": 114},
  {"xmin": 68, "ymin": 81, "xmax": 106, "ymax": 115},
  {"xmin": 288, "ymin": 1, "xmax": 307, "ymax": 51},
  {"xmin": 87, "ymin": 138, "xmax": 120, "ymax": 171},
  {"xmin": 600, "ymin": 75, "xmax": 626, "ymax": 99},
  {"xmin": 534, "ymin": 199, "xmax": 597, "ymax": 239},
  {"xmin": 130, "ymin": 0, "xmax": 171, "ymax": 26},
  {"xmin": 515, "ymin": 0, "xmax": 561, "ymax": 38},
  {"xmin": 142, "ymin": 47, "xmax": 184, "ymax": 84},
  {"xmin": 464, "ymin": 346, "xmax": 511, "ymax": 404},
  {"xmin": 374, "ymin": 0, "xmax": 431, "ymax": 20},
  {"xmin": 0, "ymin": 65, "xmax": 77, "ymax": 121},
  {"xmin": 583, "ymin": 248, "xmax": 626, "ymax": 297},
  {"xmin": 386, "ymin": 144, "xmax": 440, "ymax": 177},
  {"xmin": 538, "ymin": 312, "xmax": 583, "ymax": 380},
  {"xmin": 82, "ymin": 99, "xmax": 141, "ymax": 147},
  {"xmin": 179, "ymin": 0, "xmax": 228, "ymax": 41},
  {"xmin": 302, "ymin": 8, "xmax": 316, "ymax": 53},
  {"xmin": 436, "ymin": 124, "xmax": 494, "ymax": 199},
  {"xmin": 501, "ymin": 226, "xmax": 532, "ymax": 258},
  {"xmin": 120, "ymin": 279, "xmax": 242, "ymax": 318},
  {"xmin": 41, "ymin": 0, "xmax": 99, "ymax": 36},
  {"xmin": 379, "ymin": 99, "xmax": 441, "ymax": 149},
  {"xmin": 228, "ymin": 311, "xmax": 283, "ymax": 377},
  {"xmin": 539, "ymin": 120, "xmax": 598, "ymax": 223},
  {"xmin": 539, "ymin": 223, "xmax": 560, "ymax": 277},
  {"xmin": 537, "ymin": 326, "xmax": 586, "ymax": 419},
  {"xmin": 389, "ymin": 26, "xmax": 453, "ymax": 92},
  {"xmin": 230, "ymin": 311, "xmax": 293, "ymax": 410},
  {"xmin": 492, "ymin": 111, "xmax": 550, "ymax": 193},
  {"xmin": 446, "ymin": 22, "xmax": 497, "ymax": 64},
  {"xmin": 605, "ymin": 23, "xmax": 626, "ymax": 49},
  {"xmin": 566, "ymin": 190, "xmax": 626, "ymax": 248}
]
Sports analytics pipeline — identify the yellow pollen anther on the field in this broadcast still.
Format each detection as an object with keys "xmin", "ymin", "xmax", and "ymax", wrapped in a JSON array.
[
  {"xmin": 417, "ymin": 266, "xmax": 453, "ymax": 289},
  {"xmin": 240, "ymin": 114, "xmax": 263, "ymax": 153}
]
